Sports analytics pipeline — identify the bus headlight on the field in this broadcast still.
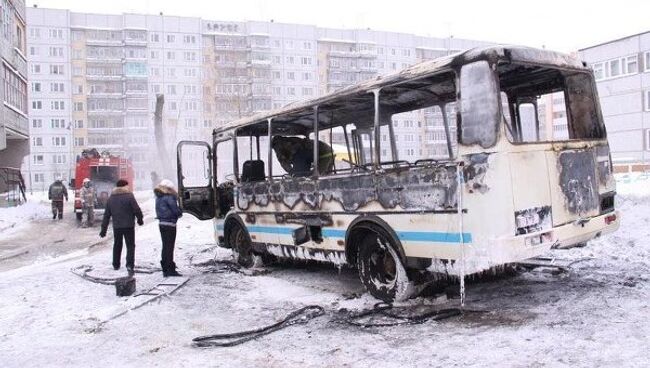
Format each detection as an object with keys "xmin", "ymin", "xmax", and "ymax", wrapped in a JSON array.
[{"xmin": 515, "ymin": 206, "xmax": 552, "ymax": 235}]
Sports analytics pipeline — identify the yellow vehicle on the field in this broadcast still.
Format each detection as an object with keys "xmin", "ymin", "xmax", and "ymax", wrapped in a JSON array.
[{"xmin": 177, "ymin": 46, "xmax": 620, "ymax": 302}]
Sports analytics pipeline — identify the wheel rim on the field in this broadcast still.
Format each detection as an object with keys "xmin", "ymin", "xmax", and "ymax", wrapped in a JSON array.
[
  {"xmin": 233, "ymin": 227, "xmax": 254, "ymax": 268},
  {"xmin": 368, "ymin": 241, "xmax": 397, "ymax": 285}
]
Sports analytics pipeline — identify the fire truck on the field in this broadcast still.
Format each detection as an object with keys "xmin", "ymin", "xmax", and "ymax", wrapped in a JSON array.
[{"xmin": 72, "ymin": 149, "xmax": 134, "ymax": 222}]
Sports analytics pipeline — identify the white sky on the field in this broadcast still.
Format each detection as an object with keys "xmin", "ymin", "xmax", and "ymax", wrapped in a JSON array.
[{"xmin": 30, "ymin": 0, "xmax": 650, "ymax": 52}]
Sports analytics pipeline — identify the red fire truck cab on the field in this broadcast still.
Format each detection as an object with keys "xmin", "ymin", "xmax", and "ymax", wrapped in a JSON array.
[{"xmin": 72, "ymin": 149, "xmax": 134, "ymax": 221}]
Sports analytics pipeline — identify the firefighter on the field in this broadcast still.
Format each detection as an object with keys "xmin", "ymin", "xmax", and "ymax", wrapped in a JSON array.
[
  {"xmin": 99, "ymin": 179, "xmax": 144, "ymax": 275},
  {"xmin": 48, "ymin": 179, "xmax": 68, "ymax": 220},
  {"xmin": 154, "ymin": 179, "xmax": 183, "ymax": 277},
  {"xmin": 271, "ymin": 136, "xmax": 334, "ymax": 177},
  {"xmin": 80, "ymin": 178, "xmax": 96, "ymax": 227}
]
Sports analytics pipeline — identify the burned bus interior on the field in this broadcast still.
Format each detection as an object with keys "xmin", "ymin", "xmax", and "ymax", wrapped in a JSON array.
[{"xmin": 498, "ymin": 63, "xmax": 606, "ymax": 143}]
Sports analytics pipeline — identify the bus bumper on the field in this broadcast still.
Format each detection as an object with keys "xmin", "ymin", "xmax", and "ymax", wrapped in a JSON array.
[
  {"xmin": 503, "ymin": 210, "xmax": 621, "ymax": 260},
  {"xmin": 424, "ymin": 211, "xmax": 620, "ymax": 276}
]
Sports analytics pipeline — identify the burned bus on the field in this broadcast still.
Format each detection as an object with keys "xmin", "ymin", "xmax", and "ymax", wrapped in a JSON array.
[{"xmin": 177, "ymin": 46, "xmax": 620, "ymax": 302}]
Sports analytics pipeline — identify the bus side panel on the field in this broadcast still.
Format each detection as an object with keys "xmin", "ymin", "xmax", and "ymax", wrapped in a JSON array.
[{"xmin": 452, "ymin": 152, "xmax": 518, "ymax": 275}]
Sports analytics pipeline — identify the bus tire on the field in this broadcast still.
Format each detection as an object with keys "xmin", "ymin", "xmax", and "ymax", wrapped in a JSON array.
[
  {"xmin": 76, "ymin": 212, "xmax": 82, "ymax": 222},
  {"xmin": 228, "ymin": 223, "xmax": 262, "ymax": 268},
  {"xmin": 357, "ymin": 228, "xmax": 414, "ymax": 302}
]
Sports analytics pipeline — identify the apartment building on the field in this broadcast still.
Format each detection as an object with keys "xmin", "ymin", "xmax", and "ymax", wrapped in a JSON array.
[
  {"xmin": 25, "ymin": 6, "xmax": 490, "ymax": 189},
  {"xmin": 0, "ymin": 0, "xmax": 28, "ymax": 192},
  {"xmin": 579, "ymin": 32, "xmax": 650, "ymax": 170}
]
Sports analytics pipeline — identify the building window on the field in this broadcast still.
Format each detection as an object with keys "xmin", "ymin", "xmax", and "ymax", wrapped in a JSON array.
[
  {"xmin": 33, "ymin": 155, "xmax": 44, "ymax": 165},
  {"xmin": 287, "ymin": 71, "xmax": 295, "ymax": 80},
  {"xmin": 32, "ymin": 137, "xmax": 42, "ymax": 146},
  {"xmin": 166, "ymin": 34, "xmax": 175, "ymax": 43},
  {"xmin": 31, "ymin": 82, "xmax": 41, "ymax": 92},
  {"xmin": 74, "ymin": 102, "xmax": 84, "ymax": 112},
  {"xmin": 52, "ymin": 137, "xmax": 67, "ymax": 146},
  {"xmin": 75, "ymin": 137, "xmax": 85, "ymax": 146},
  {"xmin": 53, "ymin": 154, "xmax": 66, "ymax": 164},
  {"xmin": 592, "ymin": 62, "xmax": 604, "ymax": 80},
  {"xmin": 32, "ymin": 101, "xmax": 42, "ymax": 110},
  {"xmin": 29, "ymin": 28, "xmax": 40, "ymax": 39},
  {"xmin": 183, "ymin": 51, "xmax": 196, "ymax": 61},
  {"xmin": 30, "ymin": 64, "xmax": 41, "ymax": 74},
  {"xmin": 75, "ymin": 120, "xmax": 84, "ymax": 128},
  {"xmin": 183, "ymin": 35, "xmax": 196, "ymax": 44},
  {"xmin": 49, "ymin": 65, "xmax": 64, "ymax": 75},
  {"xmin": 151, "ymin": 33, "xmax": 159, "ymax": 42},
  {"xmin": 645, "ymin": 90, "xmax": 650, "ymax": 112},
  {"xmin": 166, "ymin": 51, "xmax": 175, "ymax": 60},
  {"xmin": 49, "ymin": 29, "xmax": 64, "ymax": 39},
  {"xmin": 4, "ymin": 65, "xmax": 26, "ymax": 114},
  {"xmin": 646, "ymin": 129, "xmax": 650, "ymax": 151},
  {"xmin": 300, "ymin": 57, "xmax": 312, "ymax": 65},
  {"xmin": 50, "ymin": 82, "xmax": 65, "ymax": 92},
  {"xmin": 48, "ymin": 47, "xmax": 64, "ymax": 57},
  {"xmin": 597, "ymin": 55, "xmax": 639, "ymax": 80},
  {"xmin": 51, "ymin": 101, "xmax": 65, "ymax": 110},
  {"xmin": 32, "ymin": 119, "xmax": 42, "ymax": 128},
  {"xmin": 51, "ymin": 119, "xmax": 66, "ymax": 128}
]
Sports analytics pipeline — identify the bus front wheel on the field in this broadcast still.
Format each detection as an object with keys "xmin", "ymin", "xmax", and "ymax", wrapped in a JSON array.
[
  {"xmin": 357, "ymin": 230, "xmax": 414, "ymax": 302},
  {"xmin": 228, "ymin": 224, "xmax": 261, "ymax": 268}
]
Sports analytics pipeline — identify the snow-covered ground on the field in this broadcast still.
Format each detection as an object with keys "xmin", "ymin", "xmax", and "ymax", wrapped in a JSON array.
[{"xmin": 0, "ymin": 179, "xmax": 648, "ymax": 367}]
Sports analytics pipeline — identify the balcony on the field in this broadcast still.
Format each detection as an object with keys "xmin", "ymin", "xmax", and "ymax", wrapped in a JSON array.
[
  {"xmin": 124, "ymin": 38, "xmax": 147, "ymax": 46},
  {"xmin": 86, "ymin": 39, "xmax": 123, "ymax": 47},
  {"xmin": 249, "ymin": 59, "xmax": 271, "ymax": 67},
  {"xmin": 88, "ymin": 92, "xmax": 124, "ymax": 98},
  {"xmin": 86, "ymin": 56, "xmax": 123, "ymax": 63},
  {"xmin": 86, "ymin": 74, "xmax": 123, "ymax": 81},
  {"xmin": 217, "ymin": 76, "xmax": 249, "ymax": 84},
  {"xmin": 87, "ymin": 109, "xmax": 126, "ymax": 116},
  {"xmin": 214, "ymin": 44, "xmax": 249, "ymax": 52},
  {"xmin": 125, "ymin": 90, "xmax": 147, "ymax": 96},
  {"xmin": 2, "ymin": 109, "xmax": 28, "ymax": 138},
  {"xmin": 124, "ymin": 74, "xmax": 147, "ymax": 80}
]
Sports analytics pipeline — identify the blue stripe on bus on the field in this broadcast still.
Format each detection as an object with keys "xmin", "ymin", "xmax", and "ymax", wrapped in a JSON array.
[
  {"xmin": 395, "ymin": 231, "xmax": 472, "ymax": 243},
  {"xmin": 244, "ymin": 225, "xmax": 471, "ymax": 244}
]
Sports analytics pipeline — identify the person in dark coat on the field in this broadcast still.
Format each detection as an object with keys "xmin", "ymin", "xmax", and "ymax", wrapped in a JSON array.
[
  {"xmin": 154, "ymin": 179, "xmax": 183, "ymax": 277},
  {"xmin": 48, "ymin": 179, "xmax": 68, "ymax": 220},
  {"xmin": 99, "ymin": 179, "xmax": 143, "ymax": 274}
]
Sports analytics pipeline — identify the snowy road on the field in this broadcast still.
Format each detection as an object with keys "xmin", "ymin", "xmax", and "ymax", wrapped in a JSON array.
[{"xmin": 0, "ymin": 187, "xmax": 648, "ymax": 367}]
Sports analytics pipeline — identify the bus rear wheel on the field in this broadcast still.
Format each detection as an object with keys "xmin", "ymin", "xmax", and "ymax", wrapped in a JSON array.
[
  {"xmin": 228, "ymin": 224, "xmax": 261, "ymax": 268},
  {"xmin": 357, "ymin": 229, "xmax": 413, "ymax": 302}
]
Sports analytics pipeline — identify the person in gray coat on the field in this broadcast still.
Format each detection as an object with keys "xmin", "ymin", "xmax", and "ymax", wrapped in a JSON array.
[
  {"xmin": 48, "ymin": 179, "xmax": 68, "ymax": 220},
  {"xmin": 99, "ymin": 179, "xmax": 143, "ymax": 274}
]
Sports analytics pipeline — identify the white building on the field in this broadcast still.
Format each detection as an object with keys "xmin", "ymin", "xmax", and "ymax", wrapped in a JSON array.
[
  {"xmin": 580, "ymin": 32, "xmax": 650, "ymax": 170},
  {"xmin": 25, "ymin": 6, "xmax": 491, "ymax": 189}
]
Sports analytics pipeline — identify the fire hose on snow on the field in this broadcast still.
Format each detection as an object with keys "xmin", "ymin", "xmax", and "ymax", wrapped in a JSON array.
[{"xmin": 191, "ymin": 303, "xmax": 465, "ymax": 348}]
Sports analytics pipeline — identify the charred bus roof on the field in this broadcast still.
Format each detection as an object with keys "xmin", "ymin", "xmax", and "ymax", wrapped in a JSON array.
[{"xmin": 213, "ymin": 45, "xmax": 589, "ymax": 138}]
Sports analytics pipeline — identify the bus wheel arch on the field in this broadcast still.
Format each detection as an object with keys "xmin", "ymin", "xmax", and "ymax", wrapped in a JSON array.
[
  {"xmin": 345, "ymin": 216, "xmax": 413, "ymax": 302},
  {"xmin": 224, "ymin": 215, "xmax": 261, "ymax": 268},
  {"xmin": 345, "ymin": 216, "xmax": 406, "ymax": 266}
]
